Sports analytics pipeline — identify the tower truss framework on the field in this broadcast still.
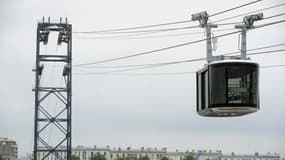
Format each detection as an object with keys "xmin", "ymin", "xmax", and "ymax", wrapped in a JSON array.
[{"xmin": 33, "ymin": 18, "xmax": 72, "ymax": 160}]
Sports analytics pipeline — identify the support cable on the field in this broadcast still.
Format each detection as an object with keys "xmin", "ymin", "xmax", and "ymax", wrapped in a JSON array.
[
  {"xmin": 72, "ymin": 10, "xmax": 285, "ymax": 37},
  {"xmin": 73, "ymin": 28, "xmax": 237, "ymax": 40},
  {"xmin": 73, "ymin": 25, "xmax": 200, "ymax": 35},
  {"xmin": 74, "ymin": 64, "xmax": 285, "ymax": 76},
  {"xmin": 73, "ymin": 20, "xmax": 192, "ymax": 34},
  {"xmin": 74, "ymin": 49, "xmax": 285, "ymax": 75},
  {"xmin": 72, "ymin": 1, "xmax": 285, "ymax": 37},
  {"xmin": 73, "ymin": 31, "xmax": 241, "ymax": 66},
  {"xmin": 73, "ymin": 19, "xmax": 285, "ymax": 66},
  {"xmin": 73, "ymin": 0, "xmax": 262, "ymax": 34},
  {"xmin": 209, "ymin": 0, "xmax": 263, "ymax": 17},
  {"xmin": 73, "ymin": 43, "xmax": 285, "ymax": 69},
  {"xmin": 73, "ymin": 11, "xmax": 285, "ymax": 40},
  {"xmin": 262, "ymin": 13, "xmax": 285, "ymax": 20},
  {"xmin": 213, "ymin": 2, "xmax": 285, "ymax": 23}
]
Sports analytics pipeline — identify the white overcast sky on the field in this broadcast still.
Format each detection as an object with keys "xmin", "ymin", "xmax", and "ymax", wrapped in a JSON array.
[{"xmin": 1, "ymin": 0, "xmax": 285, "ymax": 158}]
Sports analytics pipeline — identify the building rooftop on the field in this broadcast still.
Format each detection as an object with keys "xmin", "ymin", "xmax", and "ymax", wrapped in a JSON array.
[{"xmin": 0, "ymin": 137, "xmax": 16, "ymax": 143}]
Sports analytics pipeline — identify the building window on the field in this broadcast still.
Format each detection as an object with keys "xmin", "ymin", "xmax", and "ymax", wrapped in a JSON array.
[{"xmin": 83, "ymin": 152, "xmax": 86, "ymax": 160}]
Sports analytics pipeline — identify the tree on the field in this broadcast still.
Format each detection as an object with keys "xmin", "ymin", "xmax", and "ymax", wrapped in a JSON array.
[
  {"xmin": 72, "ymin": 155, "xmax": 80, "ymax": 160},
  {"xmin": 183, "ymin": 154, "xmax": 195, "ymax": 160},
  {"xmin": 0, "ymin": 154, "xmax": 3, "ymax": 160},
  {"xmin": 160, "ymin": 157, "xmax": 169, "ymax": 160},
  {"xmin": 138, "ymin": 155, "xmax": 150, "ymax": 160},
  {"xmin": 116, "ymin": 157, "xmax": 131, "ymax": 160},
  {"xmin": 90, "ymin": 153, "xmax": 106, "ymax": 160}
]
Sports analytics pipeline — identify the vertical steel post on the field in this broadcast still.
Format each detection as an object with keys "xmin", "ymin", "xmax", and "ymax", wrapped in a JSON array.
[
  {"xmin": 34, "ymin": 23, "xmax": 40, "ymax": 160},
  {"xmin": 206, "ymin": 25, "xmax": 213, "ymax": 62},
  {"xmin": 205, "ymin": 24, "xmax": 217, "ymax": 62},
  {"xmin": 191, "ymin": 11, "xmax": 217, "ymax": 62},
  {"xmin": 66, "ymin": 24, "xmax": 72, "ymax": 160},
  {"xmin": 235, "ymin": 13, "xmax": 263, "ymax": 60},
  {"xmin": 240, "ymin": 28, "xmax": 247, "ymax": 59}
]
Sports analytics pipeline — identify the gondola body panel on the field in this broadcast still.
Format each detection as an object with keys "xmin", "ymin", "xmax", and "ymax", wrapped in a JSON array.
[{"xmin": 196, "ymin": 60, "xmax": 259, "ymax": 117}]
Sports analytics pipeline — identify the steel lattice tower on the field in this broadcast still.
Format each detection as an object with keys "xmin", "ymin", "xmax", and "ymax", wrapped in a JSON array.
[{"xmin": 33, "ymin": 18, "xmax": 72, "ymax": 160}]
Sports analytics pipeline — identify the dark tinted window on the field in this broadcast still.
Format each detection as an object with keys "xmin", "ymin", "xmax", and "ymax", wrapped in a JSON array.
[
  {"xmin": 199, "ymin": 70, "xmax": 208, "ymax": 110},
  {"xmin": 209, "ymin": 64, "xmax": 226, "ymax": 105},
  {"xmin": 201, "ymin": 71, "xmax": 206, "ymax": 109},
  {"xmin": 209, "ymin": 62, "xmax": 258, "ymax": 107}
]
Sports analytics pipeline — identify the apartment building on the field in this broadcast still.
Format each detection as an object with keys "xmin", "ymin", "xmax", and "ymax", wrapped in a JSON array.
[{"xmin": 0, "ymin": 137, "xmax": 18, "ymax": 160}]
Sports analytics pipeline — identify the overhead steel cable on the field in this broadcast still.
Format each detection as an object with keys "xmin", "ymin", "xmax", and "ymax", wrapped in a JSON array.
[
  {"xmin": 49, "ymin": 44, "xmax": 285, "ymax": 70},
  {"xmin": 72, "ymin": 21, "xmax": 240, "ymax": 36},
  {"xmin": 73, "ymin": 19, "xmax": 285, "ymax": 66},
  {"xmin": 73, "ymin": 12, "xmax": 285, "ymax": 40},
  {"xmin": 73, "ymin": 43, "xmax": 285, "ymax": 68},
  {"xmin": 74, "ymin": 64, "xmax": 285, "ymax": 76},
  {"xmin": 75, "ymin": 31, "xmax": 243, "ymax": 66},
  {"xmin": 74, "ymin": 49, "xmax": 285, "ymax": 75},
  {"xmin": 245, "ymin": 43, "xmax": 285, "ymax": 52},
  {"xmin": 75, "ymin": 30, "xmax": 172, "ymax": 39},
  {"xmin": 261, "ymin": 64, "xmax": 285, "ymax": 68},
  {"xmin": 212, "ymin": 2, "xmax": 285, "ymax": 23},
  {"xmin": 73, "ymin": 12, "xmax": 285, "ymax": 39},
  {"xmin": 73, "ymin": 30, "xmax": 241, "ymax": 66},
  {"xmin": 73, "ymin": 22, "xmax": 239, "ymax": 36},
  {"xmin": 73, "ymin": 20, "xmax": 192, "ymax": 34},
  {"xmin": 73, "ymin": 21, "xmax": 241, "ymax": 36},
  {"xmin": 262, "ymin": 12, "xmax": 285, "ymax": 20},
  {"xmin": 74, "ymin": 25, "xmax": 200, "ymax": 34},
  {"xmin": 209, "ymin": 0, "xmax": 263, "ymax": 17},
  {"xmin": 73, "ymin": 28, "xmax": 237, "ymax": 40},
  {"xmin": 254, "ymin": 18, "xmax": 285, "ymax": 29},
  {"xmin": 75, "ymin": 71, "xmax": 197, "ymax": 76},
  {"xmin": 73, "ymin": 0, "xmax": 262, "ymax": 35},
  {"xmin": 215, "ymin": 22, "xmax": 242, "ymax": 26}
]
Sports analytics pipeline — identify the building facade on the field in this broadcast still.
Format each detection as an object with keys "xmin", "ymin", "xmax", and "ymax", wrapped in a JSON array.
[
  {"xmin": 37, "ymin": 145, "xmax": 281, "ymax": 160},
  {"xmin": 221, "ymin": 152, "xmax": 280, "ymax": 160},
  {"xmin": 0, "ymin": 137, "xmax": 18, "ymax": 160}
]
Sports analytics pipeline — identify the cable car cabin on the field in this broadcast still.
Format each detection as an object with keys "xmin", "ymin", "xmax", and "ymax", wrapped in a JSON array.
[{"xmin": 196, "ymin": 60, "xmax": 259, "ymax": 117}]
